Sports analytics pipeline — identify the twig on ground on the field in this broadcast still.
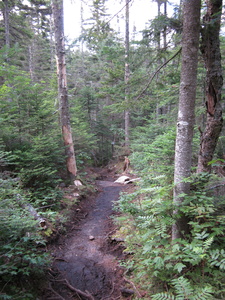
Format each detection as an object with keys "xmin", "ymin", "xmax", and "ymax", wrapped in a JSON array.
[{"xmin": 54, "ymin": 257, "xmax": 69, "ymax": 262}]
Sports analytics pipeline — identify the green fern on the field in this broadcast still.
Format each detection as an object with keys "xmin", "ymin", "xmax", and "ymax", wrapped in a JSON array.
[
  {"xmin": 171, "ymin": 277, "xmax": 193, "ymax": 299},
  {"xmin": 152, "ymin": 277, "xmax": 213, "ymax": 300},
  {"xmin": 152, "ymin": 293, "xmax": 175, "ymax": 300},
  {"xmin": 191, "ymin": 286, "xmax": 213, "ymax": 300},
  {"xmin": 209, "ymin": 249, "xmax": 225, "ymax": 270}
]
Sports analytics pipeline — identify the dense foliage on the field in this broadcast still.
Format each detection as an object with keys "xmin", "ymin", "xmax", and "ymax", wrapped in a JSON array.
[
  {"xmin": 0, "ymin": 0, "xmax": 225, "ymax": 298},
  {"xmin": 115, "ymin": 146, "xmax": 225, "ymax": 298}
]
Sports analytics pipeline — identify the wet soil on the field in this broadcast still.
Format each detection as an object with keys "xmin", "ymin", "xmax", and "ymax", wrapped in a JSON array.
[{"xmin": 42, "ymin": 175, "xmax": 132, "ymax": 300}]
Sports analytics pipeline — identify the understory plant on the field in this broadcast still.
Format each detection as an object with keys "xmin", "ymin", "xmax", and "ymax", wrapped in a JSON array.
[
  {"xmin": 0, "ymin": 174, "xmax": 51, "ymax": 299},
  {"xmin": 115, "ymin": 171, "xmax": 225, "ymax": 299}
]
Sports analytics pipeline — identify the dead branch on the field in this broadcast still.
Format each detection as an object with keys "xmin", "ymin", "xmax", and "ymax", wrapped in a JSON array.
[
  {"xmin": 124, "ymin": 278, "xmax": 142, "ymax": 298},
  {"xmin": 135, "ymin": 47, "xmax": 182, "ymax": 101},
  {"xmin": 16, "ymin": 194, "xmax": 46, "ymax": 228},
  {"xmin": 205, "ymin": 183, "xmax": 225, "ymax": 191}
]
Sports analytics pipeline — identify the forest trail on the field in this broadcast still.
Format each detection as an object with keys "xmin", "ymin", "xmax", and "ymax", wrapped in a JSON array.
[{"xmin": 43, "ymin": 175, "xmax": 132, "ymax": 300}]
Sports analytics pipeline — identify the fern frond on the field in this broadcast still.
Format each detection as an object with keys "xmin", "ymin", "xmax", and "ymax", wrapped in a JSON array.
[
  {"xmin": 171, "ymin": 276, "xmax": 193, "ymax": 299},
  {"xmin": 152, "ymin": 292, "xmax": 175, "ymax": 300},
  {"xmin": 203, "ymin": 236, "xmax": 214, "ymax": 250},
  {"xmin": 191, "ymin": 286, "xmax": 213, "ymax": 300}
]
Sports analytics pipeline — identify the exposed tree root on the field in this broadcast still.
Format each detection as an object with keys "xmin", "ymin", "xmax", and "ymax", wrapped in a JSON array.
[
  {"xmin": 48, "ymin": 283, "xmax": 65, "ymax": 300},
  {"xmin": 57, "ymin": 278, "xmax": 95, "ymax": 300},
  {"xmin": 124, "ymin": 278, "xmax": 142, "ymax": 298}
]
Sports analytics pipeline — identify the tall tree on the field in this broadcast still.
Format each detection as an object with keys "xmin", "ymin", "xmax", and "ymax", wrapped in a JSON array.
[
  {"xmin": 3, "ymin": 0, "xmax": 10, "ymax": 49},
  {"xmin": 124, "ymin": 0, "xmax": 130, "ymax": 148},
  {"xmin": 52, "ymin": 0, "xmax": 77, "ymax": 181},
  {"xmin": 197, "ymin": 0, "xmax": 223, "ymax": 173},
  {"xmin": 172, "ymin": 0, "xmax": 201, "ymax": 240},
  {"xmin": 82, "ymin": 0, "xmax": 112, "ymax": 51}
]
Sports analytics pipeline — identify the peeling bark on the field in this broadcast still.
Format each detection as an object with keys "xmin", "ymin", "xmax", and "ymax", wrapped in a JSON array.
[
  {"xmin": 197, "ymin": 0, "xmax": 223, "ymax": 173},
  {"xmin": 52, "ymin": 0, "xmax": 77, "ymax": 181},
  {"xmin": 124, "ymin": 0, "xmax": 130, "ymax": 148}
]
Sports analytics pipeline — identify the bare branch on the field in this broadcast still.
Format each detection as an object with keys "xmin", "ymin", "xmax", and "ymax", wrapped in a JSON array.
[{"xmin": 135, "ymin": 47, "xmax": 182, "ymax": 101}]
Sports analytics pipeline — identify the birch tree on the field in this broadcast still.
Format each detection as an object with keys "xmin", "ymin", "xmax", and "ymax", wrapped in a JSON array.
[
  {"xmin": 172, "ymin": 0, "xmax": 201, "ymax": 240},
  {"xmin": 52, "ymin": 0, "xmax": 77, "ymax": 181}
]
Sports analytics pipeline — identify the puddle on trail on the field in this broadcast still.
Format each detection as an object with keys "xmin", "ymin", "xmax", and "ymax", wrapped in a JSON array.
[{"xmin": 47, "ymin": 180, "xmax": 126, "ymax": 300}]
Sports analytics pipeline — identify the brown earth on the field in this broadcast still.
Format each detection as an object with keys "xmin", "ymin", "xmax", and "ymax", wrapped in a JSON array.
[{"xmin": 41, "ymin": 169, "xmax": 138, "ymax": 300}]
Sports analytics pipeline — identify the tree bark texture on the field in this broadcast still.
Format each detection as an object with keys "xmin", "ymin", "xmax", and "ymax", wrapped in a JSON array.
[
  {"xmin": 3, "ymin": 0, "xmax": 10, "ymax": 48},
  {"xmin": 172, "ymin": 0, "xmax": 201, "ymax": 240},
  {"xmin": 197, "ymin": 0, "xmax": 223, "ymax": 173},
  {"xmin": 124, "ymin": 0, "xmax": 130, "ymax": 148},
  {"xmin": 52, "ymin": 0, "xmax": 77, "ymax": 180}
]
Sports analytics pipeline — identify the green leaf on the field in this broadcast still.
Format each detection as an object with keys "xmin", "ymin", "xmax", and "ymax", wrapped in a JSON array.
[
  {"xmin": 153, "ymin": 256, "xmax": 165, "ymax": 269},
  {"xmin": 174, "ymin": 262, "xmax": 186, "ymax": 273}
]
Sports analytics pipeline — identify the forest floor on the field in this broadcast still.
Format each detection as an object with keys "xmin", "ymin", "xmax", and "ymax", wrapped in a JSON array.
[{"xmin": 41, "ymin": 167, "xmax": 140, "ymax": 300}]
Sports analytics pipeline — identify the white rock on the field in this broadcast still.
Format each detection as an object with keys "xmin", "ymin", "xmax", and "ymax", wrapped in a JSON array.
[
  {"xmin": 74, "ymin": 180, "xmax": 83, "ymax": 186},
  {"xmin": 114, "ymin": 176, "xmax": 130, "ymax": 184}
]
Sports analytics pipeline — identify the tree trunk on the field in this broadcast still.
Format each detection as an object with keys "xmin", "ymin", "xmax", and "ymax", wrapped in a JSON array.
[
  {"xmin": 3, "ymin": 0, "xmax": 10, "ymax": 49},
  {"xmin": 52, "ymin": 0, "xmax": 77, "ymax": 182},
  {"xmin": 172, "ymin": 0, "xmax": 201, "ymax": 240},
  {"xmin": 197, "ymin": 0, "xmax": 223, "ymax": 173},
  {"xmin": 163, "ymin": 0, "xmax": 167, "ymax": 49},
  {"xmin": 156, "ymin": 0, "xmax": 161, "ymax": 50},
  {"xmin": 124, "ymin": 0, "xmax": 130, "ymax": 149}
]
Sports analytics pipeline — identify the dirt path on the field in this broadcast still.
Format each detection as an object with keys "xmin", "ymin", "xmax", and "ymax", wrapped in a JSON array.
[{"xmin": 43, "ymin": 178, "xmax": 130, "ymax": 300}]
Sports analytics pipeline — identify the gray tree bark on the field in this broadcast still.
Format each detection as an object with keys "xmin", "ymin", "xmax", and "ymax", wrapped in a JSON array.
[
  {"xmin": 172, "ymin": 0, "xmax": 201, "ymax": 240},
  {"xmin": 52, "ymin": 0, "xmax": 77, "ymax": 181},
  {"xmin": 124, "ymin": 0, "xmax": 130, "ymax": 149},
  {"xmin": 197, "ymin": 0, "xmax": 223, "ymax": 173},
  {"xmin": 3, "ymin": 0, "xmax": 10, "ymax": 49}
]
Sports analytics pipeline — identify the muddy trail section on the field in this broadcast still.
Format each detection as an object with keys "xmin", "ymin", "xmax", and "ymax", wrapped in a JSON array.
[{"xmin": 42, "ymin": 174, "xmax": 135, "ymax": 300}]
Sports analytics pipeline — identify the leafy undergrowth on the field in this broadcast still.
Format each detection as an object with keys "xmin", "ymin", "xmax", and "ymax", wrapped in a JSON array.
[
  {"xmin": 0, "ymin": 166, "xmax": 99, "ymax": 299},
  {"xmin": 114, "ymin": 170, "xmax": 225, "ymax": 299},
  {"xmin": 0, "ymin": 176, "xmax": 51, "ymax": 299}
]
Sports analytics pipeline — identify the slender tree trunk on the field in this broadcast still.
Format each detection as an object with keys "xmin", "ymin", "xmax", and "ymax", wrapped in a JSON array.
[
  {"xmin": 52, "ymin": 0, "xmax": 77, "ymax": 182},
  {"xmin": 3, "ymin": 0, "xmax": 10, "ymax": 48},
  {"xmin": 124, "ymin": 0, "xmax": 130, "ymax": 149},
  {"xmin": 163, "ymin": 1, "xmax": 167, "ymax": 49},
  {"xmin": 172, "ymin": 0, "xmax": 201, "ymax": 240},
  {"xmin": 156, "ymin": 0, "xmax": 161, "ymax": 50},
  {"xmin": 197, "ymin": 0, "xmax": 223, "ymax": 173}
]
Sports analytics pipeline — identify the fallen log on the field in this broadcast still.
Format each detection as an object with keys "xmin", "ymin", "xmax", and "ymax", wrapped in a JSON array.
[{"xmin": 16, "ymin": 194, "xmax": 46, "ymax": 228}]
